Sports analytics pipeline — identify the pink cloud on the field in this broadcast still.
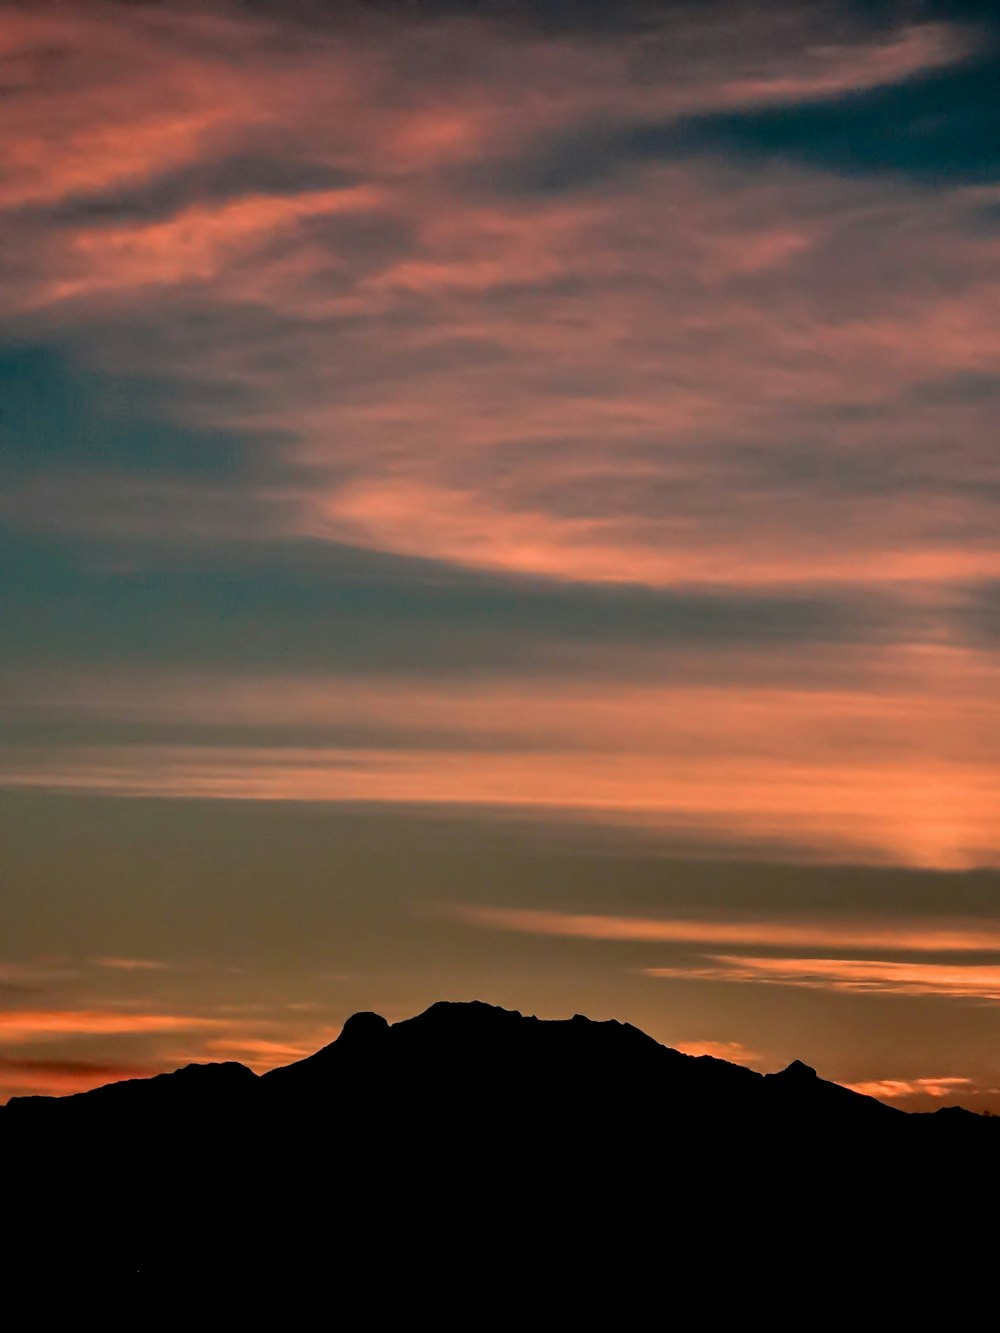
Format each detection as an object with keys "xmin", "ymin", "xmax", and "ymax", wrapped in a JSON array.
[
  {"xmin": 38, "ymin": 185, "xmax": 383, "ymax": 307},
  {"xmin": 1, "ymin": 2, "xmax": 995, "ymax": 594}
]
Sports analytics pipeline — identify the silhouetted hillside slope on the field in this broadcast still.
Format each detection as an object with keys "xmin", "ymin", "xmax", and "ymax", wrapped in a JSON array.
[{"xmin": 4, "ymin": 1001, "xmax": 996, "ymax": 1276}]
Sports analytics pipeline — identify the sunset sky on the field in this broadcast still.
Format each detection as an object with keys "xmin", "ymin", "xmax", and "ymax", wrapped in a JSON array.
[{"xmin": 2, "ymin": 0, "xmax": 998, "ymax": 1110}]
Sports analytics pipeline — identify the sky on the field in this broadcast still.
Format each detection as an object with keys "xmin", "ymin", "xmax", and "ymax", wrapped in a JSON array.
[{"xmin": 1, "ymin": 0, "xmax": 998, "ymax": 1111}]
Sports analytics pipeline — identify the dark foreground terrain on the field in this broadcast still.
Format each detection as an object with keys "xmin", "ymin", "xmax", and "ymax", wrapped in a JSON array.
[{"xmin": 4, "ymin": 1001, "xmax": 996, "ymax": 1280}]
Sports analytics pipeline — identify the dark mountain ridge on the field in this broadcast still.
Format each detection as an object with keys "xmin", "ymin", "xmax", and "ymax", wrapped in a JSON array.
[
  {"xmin": 1, "ymin": 999, "xmax": 983, "ymax": 1125},
  {"xmin": 4, "ymin": 1001, "xmax": 996, "ymax": 1276}
]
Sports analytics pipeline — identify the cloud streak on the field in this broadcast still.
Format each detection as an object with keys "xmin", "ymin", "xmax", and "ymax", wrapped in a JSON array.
[
  {"xmin": 845, "ymin": 1076, "xmax": 975, "ymax": 1101},
  {"xmin": 0, "ymin": 1057, "xmax": 155, "ymax": 1098},
  {"xmin": 4, "ymin": 651, "xmax": 996, "ymax": 866},
  {"xmin": 643, "ymin": 956, "xmax": 1000, "ymax": 1002},
  {"xmin": 671, "ymin": 1038, "xmax": 761, "ymax": 1065},
  {"xmin": 444, "ymin": 902, "xmax": 1000, "ymax": 1005},
  {"xmin": 0, "ymin": 1010, "xmax": 226, "ymax": 1043},
  {"xmin": 3, "ymin": 738, "xmax": 998, "ymax": 868},
  {"xmin": 438, "ymin": 904, "xmax": 1000, "ymax": 954}
]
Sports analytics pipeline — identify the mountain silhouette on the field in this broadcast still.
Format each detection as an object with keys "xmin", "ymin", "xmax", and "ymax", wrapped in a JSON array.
[{"xmin": 4, "ymin": 1001, "xmax": 995, "ymax": 1277}]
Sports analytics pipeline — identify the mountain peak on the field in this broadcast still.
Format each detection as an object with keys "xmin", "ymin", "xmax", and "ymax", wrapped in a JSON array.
[
  {"xmin": 338, "ymin": 1010, "xmax": 390, "ymax": 1044},
  {"xmin": 778, "ymin": 1059, "xmax": 817, "ymax": 1080}
]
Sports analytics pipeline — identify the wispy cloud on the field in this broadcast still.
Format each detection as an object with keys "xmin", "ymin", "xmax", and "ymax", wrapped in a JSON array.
[
  {"xmin": 437, "ymin": 904, "xmax": 1000, "ymax": 954},
  {"xmin": 643, "ymin": 956, "xmax": 1000, "ymax": 1002},
  {"xmin": 441, "ymin": 902, "xmax": 1000, "ymax": 1004},
  {"xmin": 845, "ymin": 1076, "xmax": 975, "ymax": 1100},
  {"xmin": 3, "ymin": 739, "xmax": 997, "ymax": 868},
  {"xmin": 2, "ymin": 1, "xmax": 997, "ymax": 591},
  {"xmin": 90, "ymin": 957, "xmax": 170, "ymax": 972},
  {"xmin": 2, "ymin": 655, "xmax": 998, "ymax": 867},
  {"xmin": 42, "ymin": 184, "xmax": 382, "ymax": 304},
  {"xmin": 671, "ymin": 1038, "xmax": 761, "ymax": 1065},
  {"xmin": 0, "ymin": 1009, "xmax": 226, "ymax": 1043},
  {"xmin": 202, "ymin": 1036, "xmax": 315, "ymax": 1065},
  {"xmin": 0, "ymin": 960, "xmax": 81, "ymax": 991},
  {"xmin": 3, "ymin": 0, "xmax": 998, "ymax": 869}
]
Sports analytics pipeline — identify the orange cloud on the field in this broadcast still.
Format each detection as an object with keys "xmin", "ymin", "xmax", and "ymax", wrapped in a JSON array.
[
  {"xmin": 202, "ymin": 1036, "xmax": 315, "ymax": 1070},
  {"xmin": 643, "ymin": 956, "xmax": 1000, "ymax": 1001},
  {"xmin": 441, "ymin": 903, "xmax": 1000, "ymax": 1003},
  {"xmin": 4, "ymin": 742, "xmax": 996, "ymax": 862},
  {"xmin": 13, "ymin": 646, "xmax": 998, "ymax": 767},
  {"xmin": 0, "ymin": 1057, "xmax": 153, "ymax": 1099},
  {"xmin": 2, "ymin": 702, "xmax": 997, "ymax": 870},
  {"xmin": 0, "ymin": 1010, "xmax": 226, "ymax": 1043},
  {"xmin": 671, "ymin": 1039, "xmax": 761, "ymax": 1065},
  {"xmin": 308, "ymin": 456, "xmax": 1000, "ymax": 590},
  {"xmin": 3, "ymin": 634, "xmax": 999, "ymax": 868},
  {"xmin": 438, "ymin": 905, "xmax": 1000, "ymax": 954},
  {"xmin": 845, "ymin": 1077, "xmax": 974, "ymax": 1100}
]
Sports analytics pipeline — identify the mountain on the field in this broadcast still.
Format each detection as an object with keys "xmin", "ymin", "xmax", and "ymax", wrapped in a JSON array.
[{"xmin": 4, "ymin": 1001, "xmax": 996, "ymax": 1278}]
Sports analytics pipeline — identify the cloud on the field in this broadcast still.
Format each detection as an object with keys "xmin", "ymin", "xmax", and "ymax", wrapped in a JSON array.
[
  {"xmin": 643, "ymin": 956, "xmax": 1000, "ymax": 1001},
  {"xmin": 0, "ymin": 1009, "xmax": 226, "ymax": 1043},
  {"xmin": 438, "ymin": 904, "xmax": 1000, "ymax": 953},
  {"xmin": 2, "ymin": 494, "xmax": 914, "ymax": 680},
  {"xmin": 845, "ymin": 1076, "xmax": 975, "ymax": 1100},
  {"xmin": 0, "ymin": 1056, "xmax": 153, "ymax": 1098},
  {"xmin": 953, "ymin": 581, "xmax": 1000, "ymax": 647},
  {"xmin": 1, "ymin": 1, "xmax": 997, "ymax": 598},
  {"xmin": 501, "ymin": 22, "xmax": 979, "ymax": 192},
  {"xmin": 0, "ymin": 960, "xmax": 81, "ymax": 995},
  {"xmin": 671, "ymin": 1038, "xmax": 761, "ymax": 1065},
  {"xmin": 202, "ymin": 1036, "xmax": 314, "ymax": 1066},
  {"xmin": 41, "ymin": 183, "xmax": 382, "ymax": 303},
  {"xmin": 0, "ymin": 983, "xmax": 333, "ymax": 1098},
  {"xmin": 32, "ymin": 154, "xmax": 362, "ymax": 231},
  {"xmin": 653, "ymin": 47, "xmax": 1000, "ymax": 185},
  {"xmin": 2, "ymin": 737, "xmax": 997, "ymax": 868},
  {"xmin": 442, "ymin": 903, "xmax": 1000, "ymax": 1004},
  {"xmin": 1, "ymin": 0, "xmax": 999, "ymax": 888},
  {"xmin": 90, "ymin": 957, "xmax": 170, "ymax": 971},
  {"xmin": 3, "ymin": 653, "xmax": 998, "ymax": 867}
]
